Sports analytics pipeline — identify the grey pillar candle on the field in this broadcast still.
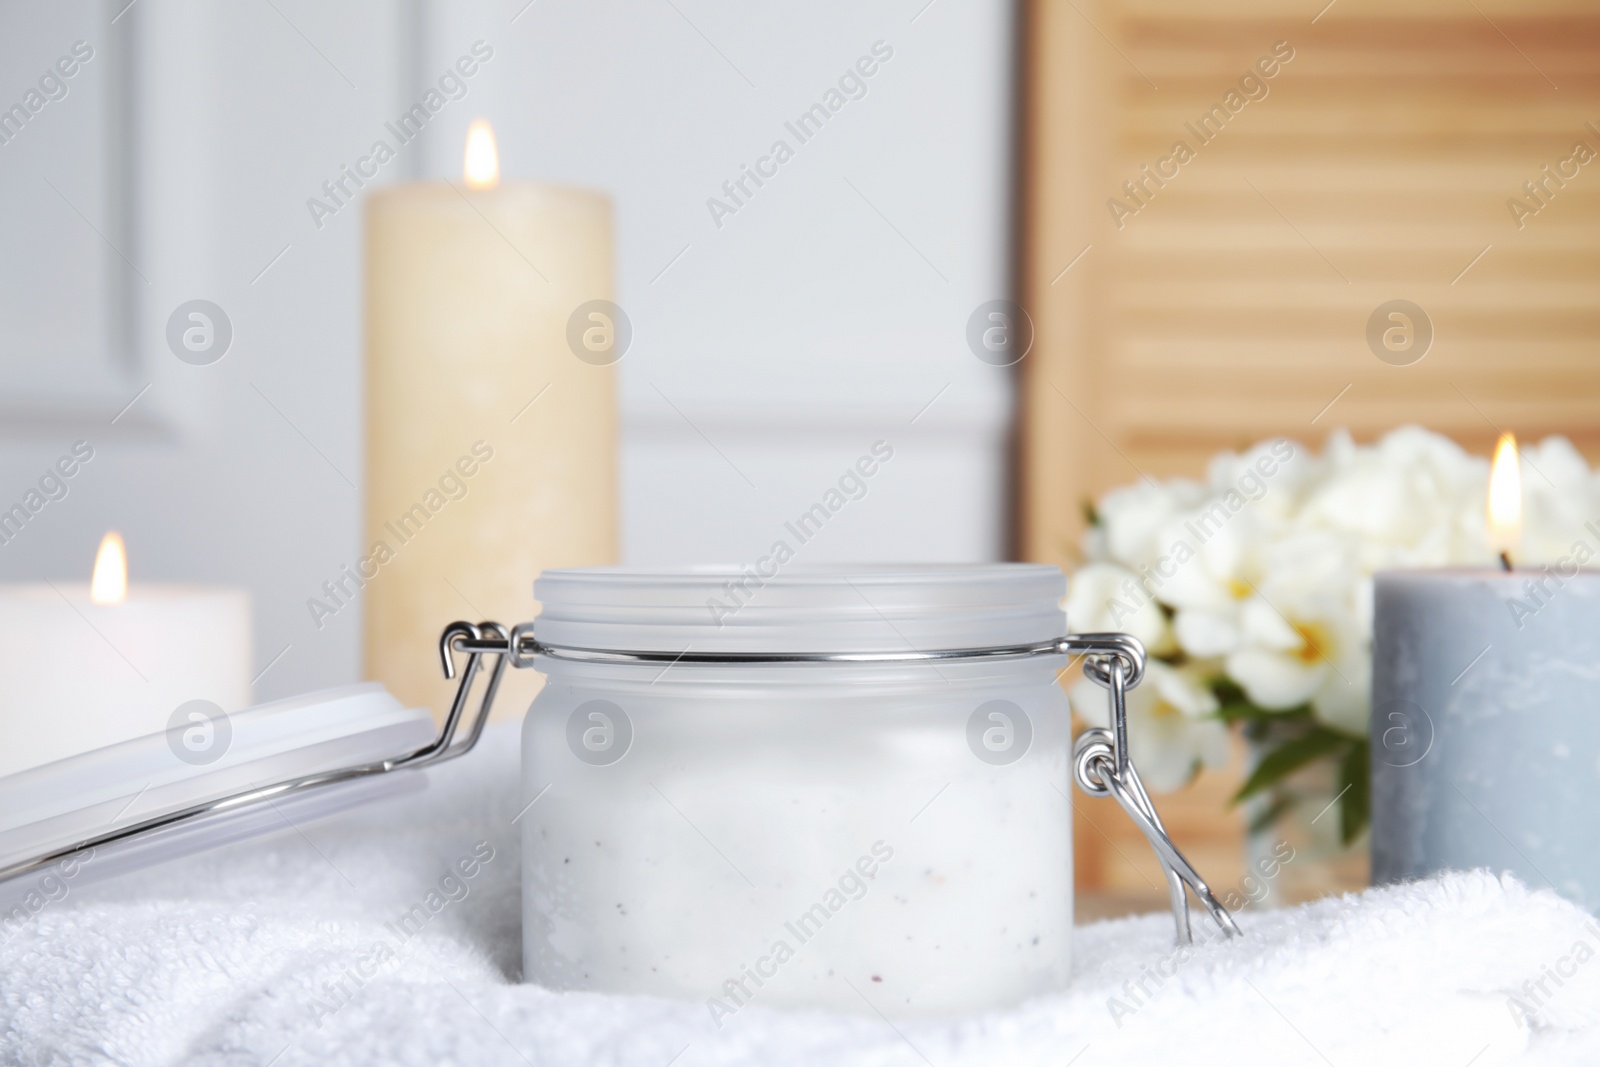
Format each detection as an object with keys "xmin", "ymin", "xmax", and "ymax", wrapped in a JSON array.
[{"xmin": 1371, "ymin": 566, "xmax": 1600, "ymax": 910}]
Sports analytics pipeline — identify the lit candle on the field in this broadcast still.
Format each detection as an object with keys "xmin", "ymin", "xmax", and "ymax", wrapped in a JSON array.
[
  {"xmin": 1487, "ymin": 432, "xmax": 1522, "ymax": 570},
  {"xmin": 0, "ymin": 532, "xmax": 252, "ymax": 778},
  {"xmin": 1372, "ymin": 435, "xmax": 1600, "ymax": 908},
  {"xmin": 363, "ymin": 121, "xmax": 617, "ymax": 721}
]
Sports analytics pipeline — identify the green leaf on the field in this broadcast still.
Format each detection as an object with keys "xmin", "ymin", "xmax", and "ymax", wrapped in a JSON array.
[
  {"xmin": 1081, "ymin": 498, "xmax": 1101, "ymax": 526},
  {"xmin": 1216, "ymin": 700, "xmax": 1313, "ymax": 726},
  {"xmin": 1338, "ymin": 740, "xmax": 1371, "ymax": 846},
  {"xmin": 1232, "ymin": 728, "xmax": 1348, "ymax": 805},
  {"xmin": 1246, "ymin": 793, "xmax": 1297, "ymax": 836},
  {"xmin": 1209, "ymin": 677, "xmax": 1247, "ymax": 705},
  {"xmin": 1215, "ymin": 700, "xmax": 1267, "ymax": 725},
  {"xmin": 1208, "ymin": 679, "xmax": 1314, "ymax": 726}
]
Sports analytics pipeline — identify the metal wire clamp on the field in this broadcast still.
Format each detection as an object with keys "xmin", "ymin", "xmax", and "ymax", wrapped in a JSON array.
[
  {"xmin": 1072, "ymin": 653, "xmax": 1243, "ymax": 944},
  {"xmin": 446, "ymin": 622, "xmax": 1241, "ymax": 945}
]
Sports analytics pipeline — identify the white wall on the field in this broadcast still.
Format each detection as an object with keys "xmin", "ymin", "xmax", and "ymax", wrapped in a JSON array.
[
  {"xmin": 0, "ymin": 0, "xmax": 1016, "ymax": 704},
  {"xmin": 0, "ymin": 0, "xmax": 411, "ymax": 705},
  {"xmin": 415, "ymin": 0, "xmax": 1017, "ymax": 566}
]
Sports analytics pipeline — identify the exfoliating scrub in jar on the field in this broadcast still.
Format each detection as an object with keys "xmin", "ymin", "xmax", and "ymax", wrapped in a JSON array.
[{"xmin": 519, "ymin": 565, "xmax": 1073, "ymax": 1018}]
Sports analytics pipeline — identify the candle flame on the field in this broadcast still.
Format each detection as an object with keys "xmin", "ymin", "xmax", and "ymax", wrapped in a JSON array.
[
  {"xmin": 1487, "ymin": 432, "xmax": 1522, "ymax": 556},
  {"xmin": 463, "ymin": 119, "xmax": 499, "ymax": 190},
  {"xmin": 91, "ymin": 531, "xmax": 127, "ymax": 605}
]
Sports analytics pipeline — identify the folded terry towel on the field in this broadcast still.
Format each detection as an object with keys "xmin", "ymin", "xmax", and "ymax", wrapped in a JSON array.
[{"xmin": 2, "ymin": 722, "xmax": 1596, "ymax": 1067}]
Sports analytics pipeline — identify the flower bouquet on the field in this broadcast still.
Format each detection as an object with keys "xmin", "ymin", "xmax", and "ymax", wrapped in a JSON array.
[{"xmin": 1066, "ymin": 426, "xmax": 1599, "ymax": 844}]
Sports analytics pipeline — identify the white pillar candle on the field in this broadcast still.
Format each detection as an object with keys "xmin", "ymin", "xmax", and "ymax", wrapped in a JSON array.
[
  {"xmin": 0, "ymin": 533, "xmax": 251, "ymax": 778},
  {"xmin": 363, "ymin": 120, "xmax": 617, "ymax": 722}
]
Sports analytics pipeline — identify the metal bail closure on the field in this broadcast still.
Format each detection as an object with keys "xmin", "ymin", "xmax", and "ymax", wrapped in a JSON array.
[
  {"xmin": 438, "ymin": 621, "xmax": 1242, "ymax": 945},
  {"xmin": 1069, "ymin": 635, "xmax": 1242, "ymax": 945}
]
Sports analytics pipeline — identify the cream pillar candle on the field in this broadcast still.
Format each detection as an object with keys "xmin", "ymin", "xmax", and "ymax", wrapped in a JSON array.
[
  {"xmin": 363, "ymin": 121, "xmax": 617, "ymax": 722},
  {"xmin": 0, "ymin": 532, "xmax": 252, "ymax": 778}
]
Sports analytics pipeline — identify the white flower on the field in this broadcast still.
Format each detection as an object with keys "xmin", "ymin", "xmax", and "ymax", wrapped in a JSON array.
[
  {"xmin": 1295, "ymin": 426, "xmax": 1484, "ymax": 570},
  {"xmin": 1106, "ymin": 437, "xmax": 1311, "ymax": 663},
  {"xmin": 1225, "ymin": 603, "xmax": 1366, "ymax": 730},
  {"xmin": 1158, "ymin": 515, "xmax": 1259, "ymax": 658},
  {"xmin": 1173, "ymin": 606, "xmax": 1241, "ymax": 658},
  {"xmin": 1069, "ymin": 661, "xmax": 1230, "ymax": 792},
  {"xmin": 1204, "ymin": 436, "xmax": 1321, "ymax": 523},
  {"xmin": 1077, "ymin": 425, "xmax": 1600, "ymax": 755},
  {"xmin": 1065, "ymin": 562, "xmax": 1171, "ymax": 653},
  {"xmin": 1521, "ymin": 435, "xmax": 1600, "ymax": 564},
  {"xmin": 1221, "ymin": 533, "xmax": 1369, "ymax": 736},
  {"xmin": 1093, "ymin": 478, "xmax": 1208, "ymax": 572}
]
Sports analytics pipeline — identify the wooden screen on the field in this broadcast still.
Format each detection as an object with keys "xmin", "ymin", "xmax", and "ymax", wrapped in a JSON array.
[{"xmin": 1022, "ymin": 0, "xmax": 1600, "ymax": 910}]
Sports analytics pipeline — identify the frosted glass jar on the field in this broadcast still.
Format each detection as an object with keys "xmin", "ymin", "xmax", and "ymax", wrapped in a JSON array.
[{"xmin": 520, "ymin": 565, "xmax": 1073, "ymax": 1019}]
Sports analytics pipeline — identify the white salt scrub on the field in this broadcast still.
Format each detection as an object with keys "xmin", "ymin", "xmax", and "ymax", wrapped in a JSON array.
[{"xmin": 520, "ymin": 565, "xmax": 1073, "ymax": 1018}]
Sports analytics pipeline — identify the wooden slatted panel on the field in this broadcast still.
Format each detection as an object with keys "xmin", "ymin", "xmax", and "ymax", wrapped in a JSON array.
[
  {"xmin": 1115, "ymin": 10, "xmax": 1600, "ymax": 462},
  {"xmin": 1023, "ymin": 0, "xmax": 1600, "ymax": 908}
]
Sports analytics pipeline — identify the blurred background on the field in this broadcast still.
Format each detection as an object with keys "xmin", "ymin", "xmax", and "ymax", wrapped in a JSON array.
[
  {"xmin": 0, "ymin": 0, "xmax": 1015, "ymax": 699},
  {"xmin": 2, "ymin": 0, "xmax": 1597, "ymax": 913}
]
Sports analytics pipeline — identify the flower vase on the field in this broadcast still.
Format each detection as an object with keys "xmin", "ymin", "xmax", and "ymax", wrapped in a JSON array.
[{"xmin": 1243, "ymin": 733, "xmax": 1369, "ymax": 907}]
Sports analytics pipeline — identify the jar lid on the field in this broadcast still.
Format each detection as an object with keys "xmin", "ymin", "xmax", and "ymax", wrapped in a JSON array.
[
  {"xmin": 532, "ymin": 563, "xmax": 1066, "ymax": 655},
  {"xmin": 0, "ymin": 683, "xmax": 434, "ymax": 891}
]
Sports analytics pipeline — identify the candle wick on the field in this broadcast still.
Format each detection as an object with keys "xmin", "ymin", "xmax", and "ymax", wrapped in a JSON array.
[{"xmin": 1499, "ymin": 551, "xmax": 1514, "ymax": 573}]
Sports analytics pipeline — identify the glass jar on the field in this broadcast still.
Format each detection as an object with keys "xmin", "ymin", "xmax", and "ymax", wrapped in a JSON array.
[{"xmin": 519, "ymin": 564, "xmax": 1073, "ymax": 1020}]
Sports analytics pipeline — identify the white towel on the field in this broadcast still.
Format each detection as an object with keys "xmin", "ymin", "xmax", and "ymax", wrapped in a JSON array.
[{"xmin": 2, "ymin": 722, "xmax": 1596, "ymax": 1067}]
